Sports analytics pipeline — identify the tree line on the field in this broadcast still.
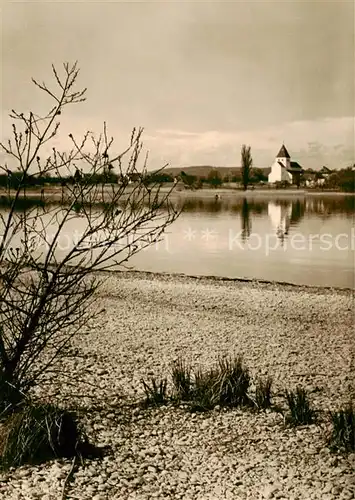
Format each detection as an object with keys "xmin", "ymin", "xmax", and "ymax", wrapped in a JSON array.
[{"xmin": 0, "ymin": 165, "xmax": 266, "ymax": 190}]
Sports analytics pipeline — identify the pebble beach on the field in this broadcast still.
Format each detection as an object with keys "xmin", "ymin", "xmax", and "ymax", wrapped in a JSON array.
[{"xmin": 0, "ymin": 271, "xmax": 354, "ymax": 500}]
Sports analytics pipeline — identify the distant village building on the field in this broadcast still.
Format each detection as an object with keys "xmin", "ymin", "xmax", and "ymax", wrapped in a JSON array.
[
  {"xmin": 268, "ymin": 145, "xmax": 303, "ymax": 185},
  {"xmin": 304, "ymin": 166, "xmax": 333, "ymax": 188},
  {"xmin": 319, "ymin": 166, "xmax": 332, "ymax": 178}
]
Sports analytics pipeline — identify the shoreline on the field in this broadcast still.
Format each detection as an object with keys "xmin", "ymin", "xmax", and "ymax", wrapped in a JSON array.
[
  {"xmin": 2, "ymin": 186, "xmax": 354, "ymax": 202},
  {"xmin": 96, "ymin": 268, "xmax": 355, "ymax": 294}
]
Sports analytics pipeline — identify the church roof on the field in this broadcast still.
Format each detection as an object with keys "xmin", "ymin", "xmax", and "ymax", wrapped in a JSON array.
[
  {"xmin": 276, "ymin": 144, "xmax": 290, "ymax": 159},
  {"xmin": 278, "ymin": 160, "xmax": 303, "ymax": 173},
  {"xmin": 289, "ymin": 161, "xmax": 303, "ymax": 171}
]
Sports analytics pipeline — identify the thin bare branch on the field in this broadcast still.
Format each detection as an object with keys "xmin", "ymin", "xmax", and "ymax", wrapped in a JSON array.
[{"xmin": 0, "ymin": 62, "xmax": 179, "ymax": 410}]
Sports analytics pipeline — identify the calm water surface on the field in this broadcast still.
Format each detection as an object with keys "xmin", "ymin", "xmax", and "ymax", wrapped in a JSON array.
[
  {"xmin": 129, "ymin": 195, "xmax": 355, "ymax": 288},
  {"xmin": 1, "ymin": 194, "xmax": 354, "ymax": 288}
]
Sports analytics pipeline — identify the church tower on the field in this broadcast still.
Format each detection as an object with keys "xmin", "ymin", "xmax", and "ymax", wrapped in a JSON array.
[{"xmin": 276, "ymin": 144, "xmax": 291, "ymax": 169}]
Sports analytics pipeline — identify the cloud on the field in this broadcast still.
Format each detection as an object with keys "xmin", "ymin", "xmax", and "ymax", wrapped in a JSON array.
[
  {"xmin": 1, "ymin": 1, "xmax": 353, "ymax": 172},
  {"xmin": 144, "ymin": 116, "xmax": 354, "ymax": 169},
  {"xmin": 1, "ymin": 112, "xmax": 352, "ymax": 171}
]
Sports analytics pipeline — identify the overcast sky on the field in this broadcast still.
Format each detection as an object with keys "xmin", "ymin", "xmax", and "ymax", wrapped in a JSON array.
[{"xmin": 1, "ymin": 0, "xmax": 354, "ymax": 169}]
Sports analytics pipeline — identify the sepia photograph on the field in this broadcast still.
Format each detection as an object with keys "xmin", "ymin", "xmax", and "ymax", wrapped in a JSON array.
[{"xmin": 0, "ymin": 0, "xmax": 354, "ymax": 499}]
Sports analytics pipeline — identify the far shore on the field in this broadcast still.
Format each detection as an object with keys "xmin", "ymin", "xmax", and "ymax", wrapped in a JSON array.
[{"xmin": 2, "ymin": 185, "xmax": 354, "ymax": 203}]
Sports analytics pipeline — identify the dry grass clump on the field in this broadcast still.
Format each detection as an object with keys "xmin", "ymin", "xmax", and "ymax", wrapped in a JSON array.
[
  {"xmin": 329, "ymin": 402, "xmax": 355, "ymax": 453},
  {"xmin": 171, "ymin": 356, "xmax": 251, "ymax": 412},
  {"xmin": 141, "ymin": 378, "xmax": 169, "ymax": 407},
  {"xmin": 0, "ymin": 402, "xmax": 101, "ymax": 471},
  {"xmin": 284, "ymin": 387, "xmax": 316, "ymax": 426},
  {"xmin": 190, "ymin": 366, "xmax": 221, "ymax": 411},
  {"xmin": 254, "ymin": 376, "xmax": 273, "ymax": 410},
  {"xmin": 171, "ymin": 358, "xmax": 192, "ymax": 402}
]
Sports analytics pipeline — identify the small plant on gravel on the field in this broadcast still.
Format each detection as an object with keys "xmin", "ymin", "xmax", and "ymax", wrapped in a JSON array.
[
  {"xmin": 255, "ymin": 376, "xmax": 273, "ymax": 410},
  {"xmin": 189, "ymin": 356, "xmax": 251, "ymax": 412},
  {"xmin": 285, "ymin": 387, "xmax": 316, "ymax": 426},
  {"xmin": 215, "ymin": 356, "xmax": 251, "ymax": 408},
  {"xmin": 171, "ymin": 358, "xmax": 192, "ymax": 402},
  {"xmin": 328, "ymin": 403, "xmax": 355, "ymax": 453},
  {"xmin": 0, "ymin": 402, "xmax": 96, "ymax": 471},
  {"xmin": 141, "ymin": 378, "xmax": 169, "ymax": 407},
  {"xmin": 190, "ymin": 367, "xmax": 220, "ymax": 411}
]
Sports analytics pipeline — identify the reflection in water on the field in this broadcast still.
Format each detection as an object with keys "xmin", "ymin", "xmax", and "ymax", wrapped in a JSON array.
[
  {"xmin": 181, "ymin": 198, "xmax": 224, "ymax": 213},
  {"xmin": 290, "ymin": 199, "xmax": 305, "ymax": 225},
  {"xmin": 0, "ymin": 195, "xmax": 46, "ymax": 211},
  {"xmin": 176, "ymin": 195, "xmax": 353, "ymax": 246},
  {"xmin": 1, "ymin": 194, "xmax": 353, "ymax": 219},
  {"xmin": 0, "ymin": 193, "xmax": 353, "ymax": 288},
  {"xmin": 178, "ymin": 195, "xmax": 354, "ymax": 218},
  {"xmin": 268, "ymin": 202, "xmax": 292, "ymax": 243},
  {"xmin": 241, "ymin": 198, "xmax": 251, "ymax": 242}
]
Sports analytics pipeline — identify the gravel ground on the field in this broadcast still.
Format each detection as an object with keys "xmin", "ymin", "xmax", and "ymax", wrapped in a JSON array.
[{"xmin": 1, "ymin": 271, "xmax": 354, "ymax": 500}]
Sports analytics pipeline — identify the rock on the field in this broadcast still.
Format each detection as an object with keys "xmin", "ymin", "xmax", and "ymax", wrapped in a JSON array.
[
  {"xmin": 190, "ymin": 473, "xmax": 200, "ymax": 484},
  {"xmin": 322, "ymin": 482, "xmax": 333, "ymax": 494},
  {"xmin": 263, "ymin": 485, "xmax": 280, "ymax": 499},
  {"xmin": 178, "ymin": 471, "xmax": 189, "ymax": 481}
]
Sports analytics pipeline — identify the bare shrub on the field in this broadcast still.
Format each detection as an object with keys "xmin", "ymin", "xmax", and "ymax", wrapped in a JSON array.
[{"xmin": 0, "ymin": 62, "xmax": 179, "ymax": 412}]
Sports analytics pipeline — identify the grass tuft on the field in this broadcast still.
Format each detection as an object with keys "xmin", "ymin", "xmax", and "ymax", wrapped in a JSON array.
[
  {"xmin": 190, "ymin": 356, "xmax": 251, "ymax": 412},
  {"xmin": 329, "ymin": 403, "xmax": 355, "ymax": 453},
  {"xmin": 171, "ymin": 358, "xmax": 192, "ymax": 402},
  {"xmin": 255, "ymin": 376, "xmax": 273, "ymax": 410},
  {"xmin": 285, "ymin": 387, "xmax": 316, "ymax": 426},
  {"xmin": 141, "ymin": 377, "xmax": 169, "ymax": 407},
  {"xmin": 216, "ymin": 356, "xmax": 251, "ymax": 408},
  {"xmin": 0, "ymin": 402, "xmax": 88, "ymax": 471},
  {"xmin": 190, "ymin": 367, "xmax": 220, "ymax": 411}
]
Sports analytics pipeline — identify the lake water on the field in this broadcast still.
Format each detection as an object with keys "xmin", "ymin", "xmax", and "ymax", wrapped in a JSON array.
[
  {"xmin": 128, "ymin": 194, "xmax": 355, "ymax": 288},
  {"xmin": 1, "ymin": 194, "xmax": 354, "ymax": 288}
]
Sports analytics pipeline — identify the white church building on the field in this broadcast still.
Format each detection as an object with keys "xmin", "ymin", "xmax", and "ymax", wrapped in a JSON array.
[{"xmin": 268, "ymin": 145, "xmax": 303, "ymax": 185}]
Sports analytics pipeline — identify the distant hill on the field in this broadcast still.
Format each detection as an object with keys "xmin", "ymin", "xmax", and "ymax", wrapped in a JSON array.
[{"xmin": 163, "ymin": 165, "xmax": 270, "ymax": 178}]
